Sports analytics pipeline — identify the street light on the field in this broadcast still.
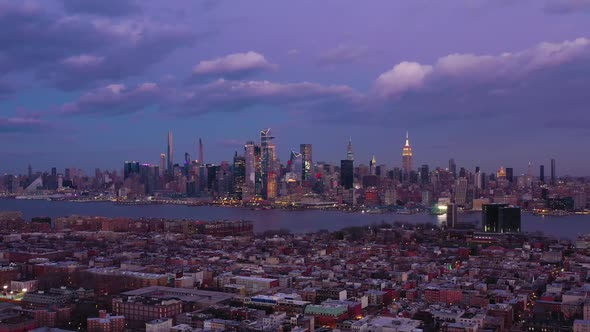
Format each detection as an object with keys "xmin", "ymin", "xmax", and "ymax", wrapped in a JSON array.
[
  {"xmin": 22, "ymin": 288, "xmax": 27, "ymax": 293},
  {"xmin": 2, "ymin": 285, "xmax": 7, "ymax": 290}
]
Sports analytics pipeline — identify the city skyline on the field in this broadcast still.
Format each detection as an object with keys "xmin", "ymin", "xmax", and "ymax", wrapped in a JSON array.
[
  {"xmin": 1, "ymin": 1, "xmax": 589, "ymax": 174},
  {"xmin": 3, "ymin": 129, "xmax": 565, "ymax": 180}
]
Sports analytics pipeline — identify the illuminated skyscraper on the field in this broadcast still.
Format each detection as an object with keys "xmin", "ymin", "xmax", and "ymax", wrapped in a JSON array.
[
  {"xmin": 347, "ymin": 138, "xmax": 354, "ymax": 161},
  {"xmin": 232, "ymin": 151, "xmax": 246, "ymax": 199},
  {"xmin": 401, "ymin": 132, "xmax": 413, "ymax": 182},
  {"xmin": 260, "ymin": 128, "xmax": 276, "ymax": 199},
  {"xmin": 369, "ymin": 155, "xmax": 377, "ymax": 176},
  {"xmin": 497, "ymin": 166, "xmax": 506, "ymax": 179},
  {"xmin": 167, "ymin": 131, "xmax": 174, "ymax": 173},
  {"xmin": 243, "ymin": 141, "xmax": 256, "ymax": 200},
  {"xmin": 300, "ymin": 144, "xmax": 312, "ymax": 181}
]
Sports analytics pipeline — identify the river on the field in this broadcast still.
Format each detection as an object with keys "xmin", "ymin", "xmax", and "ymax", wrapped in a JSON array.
[{"xmin": 0, "ymin": 199, "xmax": 588, "ymax": 239}]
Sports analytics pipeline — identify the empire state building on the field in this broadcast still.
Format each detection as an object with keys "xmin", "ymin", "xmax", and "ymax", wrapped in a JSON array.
[{"xmin": 401, "ymin": 132, "xmax": 413, "ymax": 182}]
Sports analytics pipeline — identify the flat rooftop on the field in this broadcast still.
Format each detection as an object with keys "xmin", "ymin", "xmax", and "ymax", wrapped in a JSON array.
[{"xmin": 121, "ymin": 286, "xmax": 233, "ymax": 305}]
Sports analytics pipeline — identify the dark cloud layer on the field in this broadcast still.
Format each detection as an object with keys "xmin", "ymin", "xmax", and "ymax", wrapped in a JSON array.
[
  {"xmin": 544, "ymin": 0, "xmax": 590, "ymax": 14},
  {"xmin": 58, "ymin": 38, "xmax": 590, "ymax": 132},
  {"xmin": 61, "ymin": 0, "xmax": 141, "ymax": 17},
  {"xmin": 0, "ymin": 1, "xmax": 196, "ymax": 89}
]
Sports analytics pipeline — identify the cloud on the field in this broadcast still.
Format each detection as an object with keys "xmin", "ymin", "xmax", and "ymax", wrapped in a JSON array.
[
  {"xmin": 61, "ymin": 82, "xmax": 167, "ymax": 116},
  {"xmin": 57, "ymin": 37, "xmax": 590, "ymax": 132},
  {"xmin": 0, "ymin": 1, "xmax": 196, "ymax": 89},
  {"xmin": 0, "ymin": 1, "xmax": 111, "ymax": 74},
  {"xmin": 374, "ymin": 62, "xmax": 433, "ymax": 98},
  {"xmin": 191, "ymin": 52, "xmax": 277, "ymax": 80},
  {"xmin": 41, "ymin": 23, "xmax": 196, "ymax": 89},
  {"xmin": 374, "ymin": 37, "xmax": 590, "ymax": 98},
  {"xmin": 317, "ymin": 45, "xmax": 369, "ymax": 66},
  {"xmin": 0, "ymin": 117, "xmax": 49, "ymax": 133},
  {"xmin": 180, "ymin": 79, "xmax": 361, "ymax": 115},
  {"xmin": 544, "ymin": 0, "xmax": 590, "ymax": 14},
  {"xmin": 61, "ymin": 0, "xmax": 141, "ymax": 17},
  {"xmin": 59, "ymin": 78, "xmax": 361, "ymax": 117}
]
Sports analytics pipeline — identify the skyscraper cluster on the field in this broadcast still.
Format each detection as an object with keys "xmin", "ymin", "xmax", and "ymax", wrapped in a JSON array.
[{"xmin": 3, "ymin": 129, "xmax": 581, "ymax": 217}]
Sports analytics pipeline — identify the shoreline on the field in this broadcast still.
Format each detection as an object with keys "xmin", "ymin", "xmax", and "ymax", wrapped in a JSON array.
[{"xmin": 1, "ymin": 196, "xmax": 584, "ymax": 217}]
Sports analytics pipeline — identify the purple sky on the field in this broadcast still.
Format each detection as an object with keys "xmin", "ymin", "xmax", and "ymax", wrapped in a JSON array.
[{"xmin": 1, "ymin": 0, "xmax": 590, "ymax": 176}]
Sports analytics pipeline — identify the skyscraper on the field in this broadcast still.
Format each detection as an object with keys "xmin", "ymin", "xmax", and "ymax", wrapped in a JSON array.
[
  {"xmin": 347, "ymin": 138, "xmax": 354, "ymax": 161},
  {"xmin": 506, "ymin": 167, "xmax": 514, "ymax": 183},
  {"xmin": 159, "ymin": 153, "xmax": 166, "ymax": 176},
  {"xmin": 124, "ymin": 161, "xmax": 140, "ymax": 179},
  {"xmin": 244, "ymin": 141, "xmax": 256, "ymax": 200},
  {"xmin": 401, "ymin": 132, "xmax": 413, "ymax": 182},
  {"xmin": 454, "ymin": 178, "xmax": 468, "ymax": 206},
  {"xmin": 369, "ymin": 155, "xmax": 377, "ymax": 176},
  {"xmin": 340, "ymin": 160, "xmax": 354, "ymax": 189},
  {"xmin": 260, "ymin": 128, "xmax": 276, "ymax": 199},
  {"xmin": 233, "ymin": 152, "xmax": 246, "ymax": 199},
  {"xmin": 540, "ymin": 165, "xmax": 545, "ymax": 183},
  {"xmin": 447, "ymin": 203, "xmax": 458, "ymax": 229},
  {"xmin": 184, "ymin": 153, "xmax": 191, "ymax": 176},
  {"xmin": 300, "ymin": 144, "xmax": 312, "ymax": 181},
  {"xmin": 550, "ymin": 158, "xmax": 556, "ymax": 184},
  {"xmin": 289, "ymin": 151, "xmax": 303, "ymax": 181},
  {"xmin": 420, "ymin": 164, "xmax": 429, "ymax": 184},
  {"xmin": 167, "ymin": 131, "xmax": 174, "ymax": 173},
  {"xmin": 198, "ymin": 138, "xmax": 204, "ymax": 164},
  {"xmin": 449, "ymin": 159, "xmax": 456, "ymax": 178}
]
